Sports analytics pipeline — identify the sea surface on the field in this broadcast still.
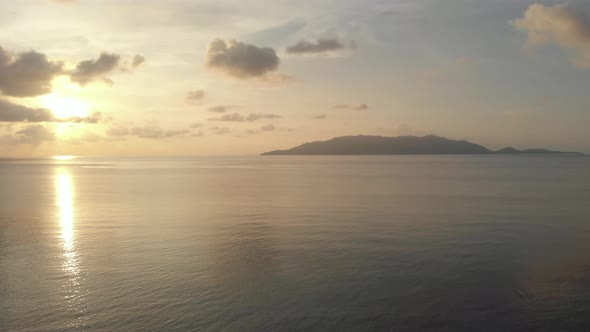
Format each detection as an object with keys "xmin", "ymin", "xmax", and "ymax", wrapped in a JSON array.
[{"xmin": 1, "ymin": 155, "xmax": 590, "ymax": 331}]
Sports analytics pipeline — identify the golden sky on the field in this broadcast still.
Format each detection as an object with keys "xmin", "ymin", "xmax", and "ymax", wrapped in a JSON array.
[{"xmin": 1, "ymin": 0, "xmax": 590, "ymax": 156}]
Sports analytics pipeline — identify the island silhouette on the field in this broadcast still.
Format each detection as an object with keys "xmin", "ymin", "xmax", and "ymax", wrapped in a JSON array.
[{"xmin": 261, "ymin": 135, "xmax": 580, "ymax": 155}]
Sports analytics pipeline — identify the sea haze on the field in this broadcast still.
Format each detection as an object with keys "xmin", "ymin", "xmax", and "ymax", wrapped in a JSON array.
[{"xmin": 1, "ymin": 156, "xmax": 590, "ymax": 331}]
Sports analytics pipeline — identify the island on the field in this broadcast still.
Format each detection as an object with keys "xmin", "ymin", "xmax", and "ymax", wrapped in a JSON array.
[{"xmin": 261, "ymin": 135, "xmax": 581, "ymax": 155}]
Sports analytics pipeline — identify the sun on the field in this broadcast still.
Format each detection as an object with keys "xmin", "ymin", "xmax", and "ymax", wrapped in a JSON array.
[{"xmin": 39, "ymin": 94, "xmax": 92, "ymax": 119}]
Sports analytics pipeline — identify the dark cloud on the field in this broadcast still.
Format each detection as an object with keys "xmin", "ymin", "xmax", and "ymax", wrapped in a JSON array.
[
  {"xmin": 0, "ymin": 99, "xmax": 103, "ymax": 123},
  {"xmin": 0, "ymin": 46, "xmax": 63, "ymax": 97},
  {"xmin": 69, "ymin": 52, "xmax": 121, "ymax": 86},
  {"xmin": 189, "ymin": 122, "xmax": 203, "ymax": 129},
  {"xmin": 312, "ymin": 114, "xmax": 327, "ymax": 120},
  {"xmin": 332, "ymin": 103, "xmax": 368, "ymax": 111},
  {"xmin": 205, "ymin": 39, "xmax": 279, "ymax": 79},
  {"xmin": 286, "ymin": 38, "xmax": 347, "ymax": 54},
  {"xmin": 0, "ymin": 99, "xmax": 55, "ymax": 122},
  {"xmin": 209, "ymin": 112, "xmax": 281, "ymax": 122},
  {"xmin": 514, "ymin": 3, "xmax": 590, "ymax": 68},
  {"xmin": 186, "ymin": 89, "xmax": 205, "ymax": 103}
]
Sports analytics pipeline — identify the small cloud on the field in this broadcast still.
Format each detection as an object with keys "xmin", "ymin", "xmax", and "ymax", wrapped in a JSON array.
[
  {"xmin": 286, "ymin": 38, "xmax": 351, "ymax": 54},
  {"xmin": 130, "ymin": 125, "xmax": 163, "ymax": 139},
  {"xmin": 107, "ymin": 123, "xmax": 189, "ymax": 139},
  {"xmin": 69, "ymin": 52, "xmax": 120, "ymax": 86},
  {"xmin": 131, "ymin": 54, "xmax": 145, "ymax": 68},
  {"xmin": 513, "ymin": 3, "xmax": 590, "ymax": 68},
  {"xmin": 207, "ymin": 105, "xmax": 237, "ymax": 113},
  {"xmin": 210, "ymin": 126, "xmax": 230, "ymax": 135},
  {"xmin": 205, "ymin": 39, "xmax": 279, "ymax": 79},
  {"xmin": 0, "ymin": 46, "xmax": 64, "ymax": 97},
  {"xmin": 332, "ymin": 103, "xmax": 368, "ymax": 111},
  {"xmin": 65, "ymin": 111, "xmax": 104, "ymax": 124},
  {"xmin": 69, "ymin": 52, "xmax": 144, "ymax": 86},
  {"xmin": 259, "ymin": 72, "xmax": 298, "ymax": 84},
  {"xmin": 189, "ymin": 122, "xmax": 202, "ymax": 129},
  {"xmin": 312, "ymin": 114, "xmax": 327, "ymax": 120},
  {"xmin": 186, "ymin": 89, "xmax": 205, "ymax": 104},
  {"xmin": 209, "ymin": 112, "xmax": 281, "ymax": 122},
  {"xmin": 105, "ymin": 125, "xmax": 130, "ymax": 137},
  {"xmin": 260, "ymin": 124, "xmax": 276, "ymax": 131},
  {"xmin": 164, "ymin": 129, "xmax": 190, "ymax": 137}
]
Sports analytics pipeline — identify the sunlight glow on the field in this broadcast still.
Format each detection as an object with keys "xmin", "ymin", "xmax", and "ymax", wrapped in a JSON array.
[
  {"xmin": 55, "ymin": 167, "xmax": 84, "ymax": 325},
  {"xmin": 56, "ymin": 169, "xmax": 75, "ymax": 253},
  {"xmin": 40, "ymin": 94, "xmax": 91, "ymax": 119},
  {"xmin": 53, "ymin": 155, "xmax": 77, "ymax": 161}
]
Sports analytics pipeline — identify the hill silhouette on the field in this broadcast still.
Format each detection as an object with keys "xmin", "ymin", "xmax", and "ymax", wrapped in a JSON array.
[{"xmin": 261, "ymin": 135, "xmax": 580, "ymax": 155}]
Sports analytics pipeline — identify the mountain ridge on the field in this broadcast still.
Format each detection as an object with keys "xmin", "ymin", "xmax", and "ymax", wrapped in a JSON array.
[{"xmin": 261, "ymin": 135, "xmax": 580, "ymax": 155}]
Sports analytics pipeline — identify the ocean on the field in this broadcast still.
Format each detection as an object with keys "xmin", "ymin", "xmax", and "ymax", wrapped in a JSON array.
[{"xmin": 1, "ymin": 155, "xmax": 590, "ymax": 331}]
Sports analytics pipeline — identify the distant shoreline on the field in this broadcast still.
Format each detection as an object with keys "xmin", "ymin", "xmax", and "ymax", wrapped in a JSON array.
[{"xmin": 261, "ymin": 135, "xmax": 582, "ymax": 156}]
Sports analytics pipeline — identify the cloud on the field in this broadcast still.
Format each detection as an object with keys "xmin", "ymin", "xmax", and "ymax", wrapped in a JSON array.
[
  {"xmin": 0, "ymin": 46, "xmax": 64, "ymax": 97},
  {"xmin": 164, "ymin": 129, "xmax": 190, "ymax": 137},
  {"xmin": 0, "ymin": 99, "xmax": 103, "ymax": 123},
  {"xmin": 186, "ymin": 89, "xmax": 205, "ymax": 103},
  {"xmin": 189, "ymin": 122, "xmax": 202, "ymax": 129},
  {"xmin": 69, "ymin": 52, "xmax": 121, "ymax": 86},
  {"xmin": 129, "ymin": 126, "xmax": 164, "ymax": 139},
  {"xmin": 207, "ymin": 105, "xmax": 236, "ymax": 113},
  {"xmin": 259, "ymin": 72, "xmax": 298, "ymax": 84},
  {"xmin": 105, "ymin": 125, "xmax": 130, "ymax": 137},
  {"xmin": 513, "ymin": 3, "xmax": 590, "ymax": 68},
  {"xmin": 332, "ymin": 103, "xmax": 368, "ymax": 111},
  {"xmin": 205, "ymin": 39, "xmax": 279, "ymax": 79},
  {"xmin": 0, "ymin": 124, "xmax": 56, "ymax": 145},
  {"xmin": 131, "ymin": 54, "xmax": 145, "ymax": 68},
  {"xmin": 312, "ymin": 114, "xmax": 327, "ymax": 120},
  {"xmin": 108, "ymin": 124, "xmax": 190, "ymax": 139},
  {"xmin": 65, "ymin": 111, "xmax": 104, "ymax": 123},
  {"xmin": 260, "ymin": 124, "xmax": 276, "ymax": 131},
  {"xmin": 286, "ymin": 38, "xmax": 348, "ymax": 54},
  {"xmin": 209, "ymin": 112, "xmax": 281, "ymax": 122},
  {"xmin": 0, "ymin": 99, "xmax": 55, "ymax": 122},
  {"xmin": 210, "ymin": 126, "xmax": 230, "ymax": 135}
]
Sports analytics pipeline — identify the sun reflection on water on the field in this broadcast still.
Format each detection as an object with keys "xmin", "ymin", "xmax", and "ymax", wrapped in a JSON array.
[{"xmin": 55, "ymin": 167, "xmax": 85, "ymax": 328}]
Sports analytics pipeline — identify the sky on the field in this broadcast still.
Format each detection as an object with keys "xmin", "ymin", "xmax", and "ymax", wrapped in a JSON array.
[{"xmin": 1, "ymin": 0, "xmax": 590, "ymax": 156}]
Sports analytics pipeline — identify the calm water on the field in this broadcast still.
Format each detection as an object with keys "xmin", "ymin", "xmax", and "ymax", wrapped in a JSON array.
[{"xmin": 1, "ymin": 156, "xmax": 590, "ymax": 331}]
